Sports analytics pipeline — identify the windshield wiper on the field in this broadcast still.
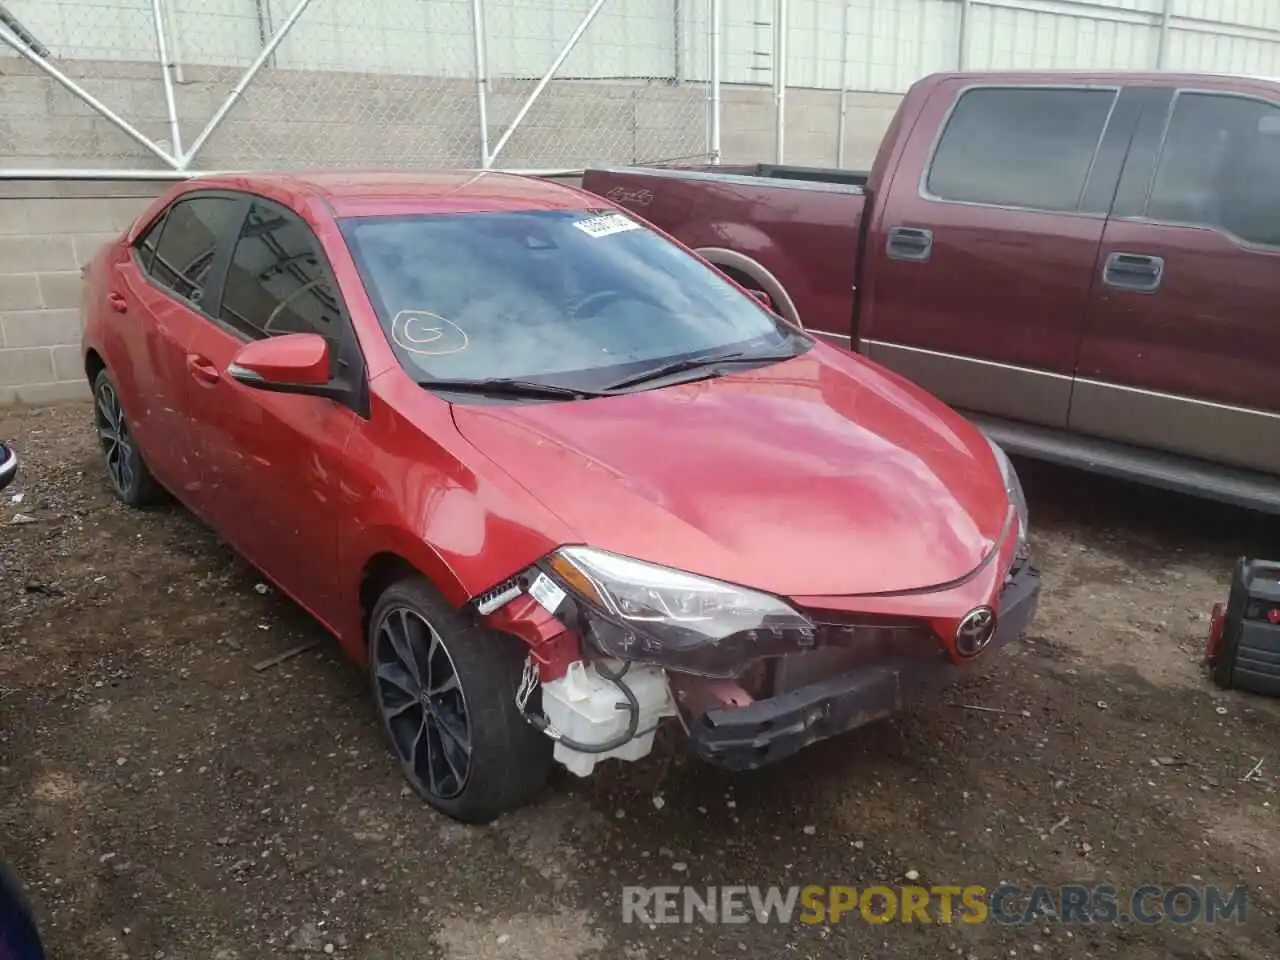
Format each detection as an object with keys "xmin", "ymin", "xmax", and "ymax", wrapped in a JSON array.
[
  {"xmin": 416, "ymin": 377, "xmax": 606, "ymax": 400},
  {"xmin": 600, "ymin": 347, "xmax": 801, "ymax": 392}
]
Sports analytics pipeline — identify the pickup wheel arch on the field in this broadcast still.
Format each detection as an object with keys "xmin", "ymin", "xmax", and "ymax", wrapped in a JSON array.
[{"xmin": 695, "ymin": 247, "xmax": 803, "ymax": 328}]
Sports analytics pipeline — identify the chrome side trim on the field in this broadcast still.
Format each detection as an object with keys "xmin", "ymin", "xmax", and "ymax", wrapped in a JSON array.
[
  {"xmin": 1071, "ymin": 378, "xmax": 1280, "ymax": 476},
  {"xmin": 859, "ymin": 339, "xmax": 1071, "ymax": 428},
  {"xmin": 227, "ymin": 363, "xmax": 262, "ymax": 382}
]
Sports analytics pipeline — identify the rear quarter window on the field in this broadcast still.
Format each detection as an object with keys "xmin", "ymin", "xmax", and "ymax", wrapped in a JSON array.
[
  {"xmin": 925, "ymin": 87, "xmax": 1116, "ymax": 212},
  {"xmin": 148, "ymin": 195, "xmax": 241, "ymax": 308}
]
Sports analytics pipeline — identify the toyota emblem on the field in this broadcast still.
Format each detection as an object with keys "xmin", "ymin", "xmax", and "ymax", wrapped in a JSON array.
[{"xmin": 955, "ymin": 606, "xmax": 997, "ymax": 657}]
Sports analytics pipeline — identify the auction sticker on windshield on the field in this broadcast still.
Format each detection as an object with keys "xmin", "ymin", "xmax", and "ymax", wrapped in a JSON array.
[{"xmin": 573, "ymin": 213, "xmax": 641, "ymax": 238}]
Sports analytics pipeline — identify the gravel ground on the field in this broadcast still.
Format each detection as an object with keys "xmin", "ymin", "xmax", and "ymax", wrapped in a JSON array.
[{"xmin": 2, "ymin": 401, "xmax": 1279, "ymax": 960}]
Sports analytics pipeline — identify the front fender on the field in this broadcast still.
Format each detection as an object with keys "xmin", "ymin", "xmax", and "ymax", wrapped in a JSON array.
[{"xmin": 335, "ymin": 383, "xmax": 576, "ymax": 658}]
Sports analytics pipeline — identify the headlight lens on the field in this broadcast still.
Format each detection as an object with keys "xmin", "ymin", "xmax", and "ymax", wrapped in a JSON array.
[
  {"xmin": 546, "ymin": 546, "xmax": 816, "ymax": 676},
  {"xmin": 985, "ymin": 435, "xmax": 1029, "ymax": 562}
]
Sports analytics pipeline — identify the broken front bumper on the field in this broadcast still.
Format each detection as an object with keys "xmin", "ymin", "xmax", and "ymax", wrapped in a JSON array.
[{"xmin": 685, "ymin": 561, "xmax": 1042, "ymax": 771}]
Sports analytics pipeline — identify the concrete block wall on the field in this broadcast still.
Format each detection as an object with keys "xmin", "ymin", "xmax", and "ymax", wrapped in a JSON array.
[{"xmin": 0, "ymin": 182, "xmax": 159, "ymax": 405}]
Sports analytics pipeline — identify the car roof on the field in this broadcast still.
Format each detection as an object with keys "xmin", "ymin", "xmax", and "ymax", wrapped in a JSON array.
[{"xmin": 188, "ymin": 169, "xmax": 599, "ymax": 219}]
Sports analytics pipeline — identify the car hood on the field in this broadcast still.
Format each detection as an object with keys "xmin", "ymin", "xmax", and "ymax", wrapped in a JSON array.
[{"xmin": 451, "ymin": 349, "xmax": 1010, "ymax": 598}]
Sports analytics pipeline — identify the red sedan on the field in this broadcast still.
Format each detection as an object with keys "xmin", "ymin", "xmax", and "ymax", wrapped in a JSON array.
[{"xmin": 81, "ymin": 171, "xmax": 1040, "ymax": 823}]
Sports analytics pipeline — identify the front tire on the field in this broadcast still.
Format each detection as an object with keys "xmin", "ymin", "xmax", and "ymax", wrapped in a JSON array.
[
  {"xmin": 92, "ymin": 368, "xmax": 163, "ymax": 508},
  {"xmin": 368, "ymin": 576, "xmax": 553, "ymax": 824}
]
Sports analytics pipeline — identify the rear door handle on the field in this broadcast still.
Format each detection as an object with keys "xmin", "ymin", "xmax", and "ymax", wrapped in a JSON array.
[
  {"xmin": 186, "ymin": 354, "xmax": 221, "ymax": 384},
  {"xmin": 886, "ymin": 226, "xmax": 934, "ymax": 262},
  {"xmin": 1103, "ymin": 252, "xmax": 1164, "ymax": 292},
  {"xmin": 107, "ymin": 292, "xmax": 128, "ymax": 313}
]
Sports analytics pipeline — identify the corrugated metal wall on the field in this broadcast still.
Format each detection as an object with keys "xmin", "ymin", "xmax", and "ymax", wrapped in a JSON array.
[
  {"xmin": 6, "ymin": 0, "xmax": 1280, "ymax": 89},
  {"xmin": 1, "ymin": 0, "xmax": 683, "ymax": 79},
  {"xmin": 707, "ymin": 0, "xmax": 1280, "ymax": 92}
]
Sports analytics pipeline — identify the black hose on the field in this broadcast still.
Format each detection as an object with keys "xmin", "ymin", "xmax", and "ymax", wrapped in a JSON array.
[{"xmin": 524, "ymin": 652, "xmax": 643, "ymax": 754}]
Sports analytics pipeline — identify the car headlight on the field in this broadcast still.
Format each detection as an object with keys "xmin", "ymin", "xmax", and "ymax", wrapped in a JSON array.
[
  {"xmin": 545, "ymin": 545, "xmax": 816, "ymax": 677},
  {"xmin": 984, "ymin": 435, "xmax": 1029, "ymax": 563}
]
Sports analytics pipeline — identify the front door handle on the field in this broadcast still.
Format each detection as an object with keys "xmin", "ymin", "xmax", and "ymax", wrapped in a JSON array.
[
  {"xmin": 886, "ymin": 226, "xmax": 934, "ymax": 262},
  {"xmin": 1103, "ymin": 252, "xmax": 1164, "ymax": 292},
  {"xmin": 107, "ymin": 292, "xmax": 128, "ymax": 313},
  {"xmin": 186, "ymin": 354, "xmax": 221, "ymax": 384}
]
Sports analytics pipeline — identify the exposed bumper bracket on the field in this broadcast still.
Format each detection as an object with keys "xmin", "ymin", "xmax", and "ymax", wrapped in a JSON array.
[{"xmin": 686, "ymin": 561, "xmax": 1042, "ymax": 771}]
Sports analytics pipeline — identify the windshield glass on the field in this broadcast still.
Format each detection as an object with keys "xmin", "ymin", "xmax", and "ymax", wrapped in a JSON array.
[{"xmin": 340, "ymin": 209, "xmax": 807, "ymax": 389}]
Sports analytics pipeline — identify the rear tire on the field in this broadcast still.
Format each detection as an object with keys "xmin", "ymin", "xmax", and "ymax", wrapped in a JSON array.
[
  {"xmin": 92, "ymin": 368, "xmax": 163, "ymax": 508},
  {"xmin": 368, "ymin": 575, "xmax": 553, "ymax": 824}
]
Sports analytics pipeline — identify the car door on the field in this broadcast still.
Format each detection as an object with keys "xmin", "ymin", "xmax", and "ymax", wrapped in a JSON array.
[
  {"xmin": 858, "ymin": 80, "xmax": 1145, "ymax": 429},
  {"xmin": 1073, "ymin": 82, "xmax": 1280, "ymax": 477},
  {"xmin": 182, "ymin": 197, "xmax": 364, "ymax": 630},
  {"xmin": 111, "ymin": 194, "xmax": 244, "ymax": 498}
]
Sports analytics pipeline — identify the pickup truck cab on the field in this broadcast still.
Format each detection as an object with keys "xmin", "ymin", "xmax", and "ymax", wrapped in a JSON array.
[{"xmin": 583, "ymin": 71, "xmax": 1280, "ymax": 513}]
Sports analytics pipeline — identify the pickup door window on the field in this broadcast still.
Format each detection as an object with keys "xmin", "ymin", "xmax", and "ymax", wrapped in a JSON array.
[
  {"xmin": 1074, "ymin": 89, "xmax": 1280, "ymax": 476},
  {"xmin": 924, "ymin": 87, "xmax": 1115, "ymax": 212},
  {"xmin": 860, "ymin": 83, "xmax": 1137, "ymax": 430}
]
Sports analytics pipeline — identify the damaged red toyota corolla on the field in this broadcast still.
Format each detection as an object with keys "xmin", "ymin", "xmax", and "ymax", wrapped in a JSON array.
[{"xmin": 80, "ymin": 170, "xmax": 1040, "ymax": 823}]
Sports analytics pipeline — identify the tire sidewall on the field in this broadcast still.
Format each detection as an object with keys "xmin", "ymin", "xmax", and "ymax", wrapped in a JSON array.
[
  {"xmin": 367, "ymin": 577, "xmax": 552, "ymax": 824},
  {"xmin": 92, "ymin": 369, "xmax": 154, "ymax": 506}
]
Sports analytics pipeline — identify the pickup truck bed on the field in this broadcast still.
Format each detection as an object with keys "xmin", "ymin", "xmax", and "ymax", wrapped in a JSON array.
[{"xmin": 586, "ymin": 166, "xmax": 867, "ymax": 349}]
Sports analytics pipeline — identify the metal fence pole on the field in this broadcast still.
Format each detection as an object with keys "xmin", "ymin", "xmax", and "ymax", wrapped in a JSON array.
[
  {"xmin": 1156, "ymin": 0, "xmax": 1172, "ymax": 68},
  {"xmin": 488, "ymin": 0, "xmax": 610, "ymax": 167},
  {"xmin": 958, "ymin": 0, "xmax": 971, "ymax": 70},
  {"xmin": 773, "ymin": 0, "xmax": 788, "ymax": 164},
  {"xmin": 471, "ymin": 0, "xmax": 491, "ymax": 167},
  {"xmin": 150, "ymin": 0, "xmax": 184, "ymax": 158},
  {"xmin": 836, "ymin": 0, "xmax": 852, "ymax": 167},
  {"xmin": 178, "ymin": 0, "xmax": 318, "ymax": 170},
  {"xmin": 710, "ymin": 0, "xmax": 722, "ymax": 163},
  {"xmin": 0, "ymin": 23, "xmax": 180, "ymax": 169}
]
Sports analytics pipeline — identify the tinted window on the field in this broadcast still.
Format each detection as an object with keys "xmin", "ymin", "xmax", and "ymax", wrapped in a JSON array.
[
  {"xmin": 149, "ymin": 196, "xmax": 239, "ymax": 306},
  {"xmin": 220, "ymin": 203, "xmax": 343, "ymax": 348},
  {"xmin": 926, "ymin": 87, "xmax": 1116, "ymax": 211},
  {"xmin": 134, "ymin": 209, "xmax": 167, "ymax": 274},
  {"xmin": 1147, "ymin": 92, "xmax": 1280, "ymax": 247},
  {"xmin": 341, "ymin": 210, "xmax": 801, "ymax": 388}
]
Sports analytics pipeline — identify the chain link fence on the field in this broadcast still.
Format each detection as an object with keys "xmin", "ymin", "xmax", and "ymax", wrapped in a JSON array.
[{"xmin": 0, "ymin": 0, "xmax": 713, "ymax": 175}]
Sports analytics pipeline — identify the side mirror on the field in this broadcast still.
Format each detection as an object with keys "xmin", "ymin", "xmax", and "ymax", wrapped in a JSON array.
[
  {"xmin": 747, "ymin": 288, "xmax": 774, "ymax": 310},
  {"xmin": 228, "ymin": 333, "xmax": 332, "ymax": 395},
  {"xmin": 0, "ymin": 442, "xmax": 17, "ymax": 494}
]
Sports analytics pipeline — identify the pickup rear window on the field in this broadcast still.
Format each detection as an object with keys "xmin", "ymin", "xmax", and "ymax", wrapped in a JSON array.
[
  {"xmin": 926, "ymin": 87, "xmax": 1116, "ymax": 213},
  {"xmin": 1147, "ymin": 92, "xmax": 1280, "ymax": 248}
]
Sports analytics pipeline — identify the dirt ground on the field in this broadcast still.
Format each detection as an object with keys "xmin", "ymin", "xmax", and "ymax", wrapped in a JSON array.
[{"xmin": 2, "ymin": 401, "xmax": 1279, "ymax": 960}]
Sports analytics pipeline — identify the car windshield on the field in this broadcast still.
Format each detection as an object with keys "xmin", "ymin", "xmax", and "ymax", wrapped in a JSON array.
[{"xmin": 339, "ymin": 209, "xmax": 807, "ymax": 390}]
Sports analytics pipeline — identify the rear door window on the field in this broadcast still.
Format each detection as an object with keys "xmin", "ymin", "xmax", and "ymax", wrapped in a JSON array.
[
  {"xmin": 925, "ymin": 87, "xmax": 1117, "ymax": 212},
  {"xmin": 1145, "ymin": 91, "xmax": 1280, "ymax": 248},
  {"xmin": 147, "ymin": 195, "xmax": 240, "ymax": 309}
]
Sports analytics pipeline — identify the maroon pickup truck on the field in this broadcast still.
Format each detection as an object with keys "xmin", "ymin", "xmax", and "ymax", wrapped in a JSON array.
[{"xmin": 582, "ymin": 70, "xmax": 1280, "ymax": 513}]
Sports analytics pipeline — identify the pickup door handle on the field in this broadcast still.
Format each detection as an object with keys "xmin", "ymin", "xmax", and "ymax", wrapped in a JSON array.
[
  {"xmin": 107, "ymin": 292, "xmax": 128, "ymax": 313},
  {"xmin": 1103, "ymin": 252, "xmax": 1164, "ymax": 292},
  {"xmin": 886, "ymin": 226, "xmax": 934, "ymax": 262}
]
